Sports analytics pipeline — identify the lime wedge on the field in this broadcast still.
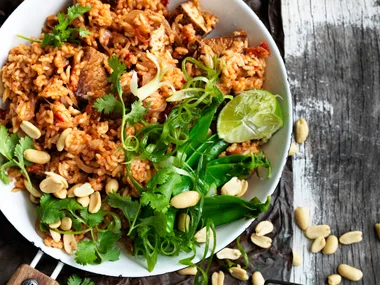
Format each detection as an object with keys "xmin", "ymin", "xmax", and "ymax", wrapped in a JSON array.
[{"xmin": 217, "ymin": 90, "xmax": 283, "ymax": 143}]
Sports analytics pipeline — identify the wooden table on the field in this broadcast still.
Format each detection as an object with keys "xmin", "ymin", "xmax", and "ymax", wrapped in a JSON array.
[{"xmin": 284, "ymin": 0, "xmax": 380, "ymax": 284}]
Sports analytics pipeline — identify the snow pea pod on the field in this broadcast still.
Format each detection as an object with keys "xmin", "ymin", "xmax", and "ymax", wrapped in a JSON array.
[
  {"xmin": 204, "ymin": 139, "xmax": 229, "ymax": 162},
  {"xmin": 186, "ymin": 134, "xmax": 219, "ymax": 168},
  {"xmin": 202, "ymin": 195, "xmax": 271, "ymax": 227}
]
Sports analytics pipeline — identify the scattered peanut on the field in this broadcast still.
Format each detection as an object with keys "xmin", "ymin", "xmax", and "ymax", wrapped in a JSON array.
[
  {"xmin": 295, "ymin": 118, "xmax": 309, "ymax": 143},
  {"xmin": 23, "ymin": 179, "xmax": 42, "ymax": 198},
  {"xmin": 221, "ymin": 177, "xmax": 248, "ymax": 197},
  {"xmin": 292, "ymin": 250, "xmax": 302, "ymax": 267},
  {"xmin": 23, "ymin": 149, "xmax": 51, "ymax": 164},
  {"xmin": 77, "ymin": 196, "xmax": 90, "ymax": 207},
  {"xmin": 376, "ymin": 223, "xmax": 380, "ymax": 240},
  {"xmin": 305, "ymin": 225, "xmax": 331, "ymax": 239},
  {"xmin": 50, "ymin": 229, "xmax": 61, "ymax": 242},
  {"xmin": 29, "ymin": 194, "xmax": 40, "ymax": 204},
  {"xmin": 211, "ymin": 271, "xmax": 225, "ymax": 285},
  {"xmin": 288, "ymin": 142, "xmax": 298, "ymax": 156},
  {"xmin": 63, "ymin": 234, "xmax": 77, "ymax": 255},
  {"xmin": 170, "ymin": 191, "xmax": 200, "ymax": 209},
  {"xmin": 311, "ymin": 236, "xmax": 326, "ymax": 253},
  {"xmin": 250, "ymin": 233, "xmax": 272, "ymax": 248},
  {"xmin": 53, "ymin": 189, "xmax": 67, "ymax": 199},
  {"xmin": 49, "ymin": 220, "xmax": 61, "ymax": 229},
  {"xmin": 45, "ymin": 172, "xmax": 68, "ymax": 189},
  {"xmin": 322, "ymin": 235, "xmax": 339, "ymax": 255},
  {"xmin": 229, "ymin": 266, "xmax": 249, "ymax": 281},
  {"xmin": 40, "ymin": 176, "xmax": 65, "ymax": 194},
  {"xmin": 338, "ymin": 264, "xmax": 363, "ymax": 281},
  {"xmin": 177, "ymin": 213, "xmax": 190, "ymax": 232},
  {"xmin": 255, "ymin": 221, "xmax": 274, "ymax": 236},
  {"xmin": 74, "ymin": 183, "xmax": 94, "ymax": 197},
  {"xmin": 327, "ymin": 274, "xmax": 342, "ymax": 285},
  {"xmin": 68, "ymin": 183, "xmax": 83, "ymax": 198},
  {"xmin": 89, "ymin": 191, "xmax": 101, "ymax": 214},
  {"xmin": 294, "ymin": 207, "xmax": 309, "ymax": 230},
  {"xmin": 60, "ymin": 217, "xmax": 72, "ymax": 231},
  {"xmin": 106, "ymin": 179, "xmax": 119, "ymax": 195},
  {"xmin": 20, "ymin": 121, "xmax": 41, "ymax": 139},
  {"xmin": 252, "ymin": 271, "xmax": 265, "ymax": 285},
  {"xmin": 194, "ymin": 226, "xmax": 213, "ymax": 243},
  {"xmin": 178, "ymin": 266, "xmax": 197, "ymax": 276},
  {"xmin": 339, "ymin": 231, "xmax": 363, "ymax": 245},
  {"xmin": 57, "ymin": 128, "xmax": 72, "ymax": 151},
  {"xmin": 216, "ymin": 248, "xmax": 241, "ymax": 260}
]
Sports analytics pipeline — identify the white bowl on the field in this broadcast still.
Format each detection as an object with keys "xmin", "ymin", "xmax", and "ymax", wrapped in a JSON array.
[{"xmin": 0, "ymin": 0, "xmax": 292, "ymax": 277}]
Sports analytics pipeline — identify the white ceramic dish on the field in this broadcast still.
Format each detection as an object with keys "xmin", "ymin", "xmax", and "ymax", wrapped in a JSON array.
[{"xmin": 0, "ymin": 0, "xmax": 292, "ymax": 277}]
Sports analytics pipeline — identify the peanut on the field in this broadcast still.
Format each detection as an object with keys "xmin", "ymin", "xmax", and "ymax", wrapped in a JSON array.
[
  {"xmin": 63, "ymin": 234, "xmax": 77, "ymax": 255},
  {"xmin": 29, "ymin": 194, "xmax": 40, "ymax": 204},
  {"xmin": 292, "ymin": 250, "xmax": 302, "ymax": 267},
  {"xmin": 311, "ymin": 236, "xmax": 326, "ymax": 253},
  {"xmin": 295, "ymin": 118, "xmax": 309, "ymax": 143},
  {"xmin": 211, "ymin": 271, "xmax": 224, "ymax": 285},
  {"xmin": 294, "ymin": 207, "xmax": 309, "ymax": 230},
  {"xmin": 60, "ymin": 217, "xmax": 72, "ymax": 231},
  {"xmin": 376, "ymin": 223, "xmax": 380, "ymax": 240},
  {"xmin": 20, "ymin": 121, "xmax": 41, "ymax": 139},
  {"xmin": 178, "ymin": 266, "xmax": 197, "ymax": 276},
  {"xmin": 23, "ymin": 179, "xmax": 41, "ymax": 198},
  {"xmin": 57, "ymin": 128, "xmax": 72, "ymax": 151},
  {"xmin": 322, "ymin": 235, "xmax": 338, "ymax": 255},
  {"xmin": 255, "ymin": 220, "xmax": 274, "ymax": 236},
  {"xmin": 106, "ymin": 179, "xmax": 119, "ymax": 195},
  {"xmin": 50, "ymin": 229, "xmax": 61, "ymax": 242},
  {"xmin": 170, "ymin": 191, "xmax": 200, "ymax": 209},
  {"xmin": 177, "ymin": 213, "xmax": 190, "ymax": 232},
  {"xmin": 194, "ymin": 226, "xmax": 213, "ymax": 243},
  {"xmin": 77, "ymin": 196, "xmax": 90, "ymax": 207},
  {"xmin": 39, "ymin": 177, "xmax": 65, "ymax": 194},
  {"xmin": 229, "ymin": 266, "xmax": 249, "ymax": 281},
  {"xmin": 338, "ymin": 264, "xmax": 363, "ymax": 281},
  {"xmin": 89, "ymin": 191, "xmax": 101, "ymax": 214},
  {"xmin": 45, "ymin": 172, "xmax": 68, "ymax": 189},
  {"xmin": 327, "ymin": 274, "xmax": 342, "ymax": 285},
  {"xmin": 53, "ymin": 189, "xmax": 67, "ymax": 199},
  {"xmin": 288, "ymin": 142, "xmax": 298, "ymax": 156},
  {"xmin": 305, "ymin": 225, "xmax": 330, "ymax": 239},
  {"xmin": 339, "ymin": 231, "xmax": 363, "ymax": 245},
  {"xmin": 221, "ymin": 177, "xmax": 248, "ymax": 197},
  {"xmin": 74, "ymin": 182, "xmax": 94, "ymax": 197},
  {"xmin": 24, "ymin": 149, "xmax": 51, "ymax": 164},
  {"xmin": 68, "ymin": 183, "xmax": 83, "ymax": 198},
  {"xmin": 252, "ymin": 271, "xmax": 265, "ymax": 285},
  {"xmin": 216, "ymin": 248, "xmax": 241, "ymax": 260},
  {"xmin": 250, "ymin": 233, "xmax": 272, "ymax": 248},
  {"xmin": 49, "ymin": 220, "xmax": 61, "ymax": 229}
]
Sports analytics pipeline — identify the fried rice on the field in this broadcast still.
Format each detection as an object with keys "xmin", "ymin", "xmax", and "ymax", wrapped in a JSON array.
[{"xmin": 0, "ymin": 0, "xmax": 270, "ymax": 248}]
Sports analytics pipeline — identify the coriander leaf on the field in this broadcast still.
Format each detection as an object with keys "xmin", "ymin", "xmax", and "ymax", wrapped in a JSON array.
[
  {"xmin": 75, "ymin": 240, "xmax": 98, "ymax": 265},
  {"xmin": 93, "ymin": 94, "xmax": 123, "ymax": 114},
  {"xmin": 107, "ymin": 193, "xmax": 139, "ymax": 225},
  {"xmin": 80, "ymin": 208, "xmax": 105, "ymax": 228},
  {"xmin": 67, "ymin": 5, "xmax": 91, "ymax": 23},
  {"xmin": 97, "ymin": 230, "xmax": 120, "ymax": 253},
  {"xmin": 67, "ymin": 274, "xmax": 95, "ymax": 285},
  {"xmin": 78, "ymin": 27, "xmax": 92, "ymax": 38},
  {"xmin": 139, "ymin": 211, "xmax": 166, "ymax": 237},
  {"xmin": 38, "ymin": 195, "xmax": 66, "ymax": 224},
  {"xmin": 100, "ymin": 247, "xmax": 120, "ymax": 262},
  {"xmin": 125, "ymin": 101, "xmax": 147, "ymax": 126},
  {"xmin": 68, "ymin": 213, "xmax": 83, "ymax": 231},
  {"xmin": 67, "ymin": 274, "xmax": 82, "ymax": 285},
  {"xmin": 0, "ymin": 161, "xmax": 16, "ymax": 184},
  {"xmin": 107, "ymin": 55, "xmax": 126, "ymax": 93},
  {"xmin": 14, "ymin": 136, "xmax": 34, "ymax": 167},
  {"xmin": 141, "ymin": 169, "xmax": 181, "ymax": 213},
  {"xmin": 0, "ymin": 126, "xmax": 17, "ymax": 160}
]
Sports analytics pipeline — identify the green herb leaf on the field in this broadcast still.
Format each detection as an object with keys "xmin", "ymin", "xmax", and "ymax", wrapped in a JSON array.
[
  {"xmin": 78, "ymin": 27, "xmax": 92, "ymax": 38},
  {"xmin": 97, "ymin": 230, "xmax": 121, "ymax": 253},
  {"xmin": 0, "ymin": 126, "xmax": 18, "ymax": 160},
  {"xmin": 93, "ymin": 94, "xmax": 123, "ymax": 114},
  {"xmin": 125, "ymin": 101, "xmax": 147, "ymax": 126},
  {"xmin": 100, "ymin": 247, "xmax": 120, "ymax": 262},
  {"xmin": 107, "ymin": 193, "xmax": 140, "ymax": 225},
  {"xmin": 67, "ymin": 5, "xmax": 91, "ymax": 23},
  {"xmin": 75, "ymin": 240, "xmax": 98, "ymax": 265},
  {"xmin": 80, "ymin": 208, "xmax": 105, "ymax": 228},
  {"xmin": 139, "ymin": 211, "xmax": 167, "ymax": 237},
  {"xmin": 67, "ymin": 274, "xmax": 95, "ymax": 285},
  {"xmin": 38, "ymin": 195, "xmax": 83, "ymax": 224},
  {"xmin": 14, "ymin": 136, "xmax": 34, "ymax": 167},
  {"xmin": 107, "ymin": 55, "xmax": 126, "ymax": 93}
]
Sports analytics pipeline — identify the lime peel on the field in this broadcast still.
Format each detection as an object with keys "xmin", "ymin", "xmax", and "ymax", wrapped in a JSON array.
[{"xmin": 217, "ymin": 89, "xmax": 283, "ymax": 143}]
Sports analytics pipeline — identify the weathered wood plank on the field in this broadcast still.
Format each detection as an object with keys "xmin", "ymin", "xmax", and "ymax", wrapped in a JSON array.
[{"xmin": 283, "ymin": 0, "xmax": 380, "ymax": 284}]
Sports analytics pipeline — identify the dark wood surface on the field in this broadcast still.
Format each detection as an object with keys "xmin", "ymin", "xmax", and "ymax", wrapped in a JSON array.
[
  {"xmin": 284, "ymin": 0, "xmax": 380, "ymax": 284},
  {"xmin": 0, "ymin": 0, "xmax": 293, "ymax": 284}
]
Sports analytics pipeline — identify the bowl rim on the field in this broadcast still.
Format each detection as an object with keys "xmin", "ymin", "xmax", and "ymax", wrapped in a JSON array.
[{"xmin": 0, "ymin": 0, "xmax": 292, "ymax": 277}]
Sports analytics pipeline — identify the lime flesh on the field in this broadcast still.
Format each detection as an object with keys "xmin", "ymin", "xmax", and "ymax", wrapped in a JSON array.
[{"xmin": 217, "ymin": 90, "xmax": 283, "ymax": 143}]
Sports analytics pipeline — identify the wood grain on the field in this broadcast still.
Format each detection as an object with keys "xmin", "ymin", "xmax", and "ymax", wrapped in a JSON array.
[
  {"xmin": 283, "ymin": 0, "xmax": 380, "ymax": 284},
  {"xmin": 7, "ymin": 264, "xmax": 59, "ymax": 285}
]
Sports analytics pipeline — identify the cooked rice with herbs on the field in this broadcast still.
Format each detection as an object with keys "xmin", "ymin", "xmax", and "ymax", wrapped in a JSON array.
[{"xmin": 0, "ymin": 0, "xmax": 282, "ymax": 278}]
